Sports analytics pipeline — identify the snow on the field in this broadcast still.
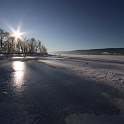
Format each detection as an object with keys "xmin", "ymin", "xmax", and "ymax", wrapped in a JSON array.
[{"xmin": 40, "ymin": 54, "xmax": 124, "ymax": 91}]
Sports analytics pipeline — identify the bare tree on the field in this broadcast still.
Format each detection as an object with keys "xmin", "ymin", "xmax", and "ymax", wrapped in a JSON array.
[
  {"xmin": 0, "ymin": 28, "xmax": 48, "ymax": 54},
  {"xmin": 0, "ymin": 28, "xmax": 5, "ymax": 51},
  {"xmin": 37, "ymin": 40, "xmax": 42, "ymax": 53},
  {"xmin": 41, "ymin": 45, "xmax": 47, "ymax": 54}
]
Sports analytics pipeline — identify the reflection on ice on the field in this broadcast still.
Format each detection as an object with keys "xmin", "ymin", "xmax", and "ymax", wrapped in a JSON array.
[
  {"xmin": 12, "ymin": 57, "xmax": 24, "ymax": 59},
  {"xmin": 12, "ymin": 61, "xmax": 25, "ymax": 91}
]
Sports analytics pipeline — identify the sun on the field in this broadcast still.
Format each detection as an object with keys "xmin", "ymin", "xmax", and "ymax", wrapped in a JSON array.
[
  {"xmin": 4, "ymin": 21, "xmax": 30, "ymax": 43},
  {"xmin": 11, "ymin": 28, "xmax": 24, "ymax": 43},
  {"xmin": 12, "ymin": 30, "xmax": 23, "ymax": 43},
  {"xmin": 13, "ymin": 31, "xmax": 21, "ymax": 39},
  {"xmin": 5, "ymin": 21, "xmax": 29, "ymax": 43}
]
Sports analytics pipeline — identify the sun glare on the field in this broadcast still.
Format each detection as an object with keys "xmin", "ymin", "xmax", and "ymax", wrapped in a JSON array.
[
  {"xmin": 4, "ymin": 20, "xmax": 31, "ymax": 43},
  {"xmin": 11, "ymin": 28, "xmax": 24, "ymax": 43},
  {"xmin": 4, "ymin": 21, "xmax": 27, "ymax": 43},
  {"xmin": 13, "ymin": 31, "xmax": 21, "ymax": 39}
]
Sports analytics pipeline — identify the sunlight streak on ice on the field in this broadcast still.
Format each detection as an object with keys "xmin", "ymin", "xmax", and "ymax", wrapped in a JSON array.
[{"xmin": 12, "ymin": 61, "xmax": 25, "ymax": 91}]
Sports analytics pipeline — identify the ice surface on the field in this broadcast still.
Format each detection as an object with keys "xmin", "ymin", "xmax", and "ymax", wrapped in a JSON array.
[{"xmin": 0, "ymin": 54, "xmax": 124, "ymax": 124}]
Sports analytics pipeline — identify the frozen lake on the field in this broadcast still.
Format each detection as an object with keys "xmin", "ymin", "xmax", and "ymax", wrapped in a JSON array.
[{"xmin": 0, "ymin": 55, "xmax": 124, "ymax": 124}]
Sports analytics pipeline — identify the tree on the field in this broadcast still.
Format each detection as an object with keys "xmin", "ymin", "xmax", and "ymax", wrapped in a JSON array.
[
  {"xmin": 4, "ymin": 32, "xmax": 11, "ymax": 52},
  {"xmin": 0, "ymin": 28, "xmax": 5, "ymax": 51},
  {"xmin": 0, "ymin": 27, "xmax": 48, "ymax": 54},
  {"xmin": 41, "ymin": 45, "xmax": 47, "ymax": 54}
]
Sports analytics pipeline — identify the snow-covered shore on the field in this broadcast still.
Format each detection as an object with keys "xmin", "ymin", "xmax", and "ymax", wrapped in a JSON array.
[{"xmin": 40, "ymin": 54, "xmax": 124, "ymax": 91}]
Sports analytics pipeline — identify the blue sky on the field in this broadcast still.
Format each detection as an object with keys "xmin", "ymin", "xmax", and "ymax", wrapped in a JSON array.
[{"xmin": 0, "ymin": 0, "xmax": 124, "ymax": 52}]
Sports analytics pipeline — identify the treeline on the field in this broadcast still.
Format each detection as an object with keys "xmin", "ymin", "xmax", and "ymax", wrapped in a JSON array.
[
  {"xmin": 59, "ymin": 48, "xmax": 124, "ymax": 55},
  {"xmin": 0, "ymin": 28, "xmax": 47, "ymax": 54}
]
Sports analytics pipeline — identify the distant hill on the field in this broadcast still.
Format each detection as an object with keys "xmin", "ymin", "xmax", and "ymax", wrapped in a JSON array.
[{"xmin": 53, "ymin": 48, "xmax": 124, "ymax": 55}]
